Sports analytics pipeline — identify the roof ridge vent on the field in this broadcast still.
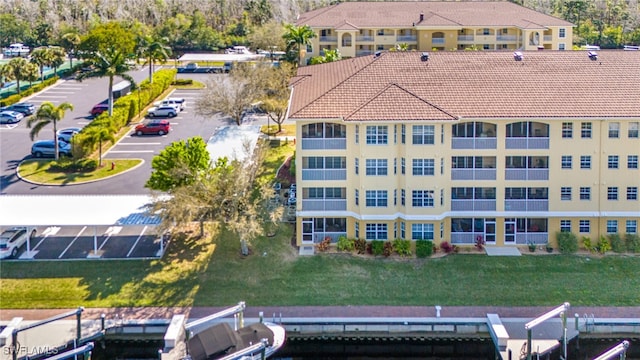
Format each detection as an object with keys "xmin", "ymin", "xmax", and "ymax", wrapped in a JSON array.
[{"xmin": 513, "ymin": 51, "xmax": 523, "ymax": 61}]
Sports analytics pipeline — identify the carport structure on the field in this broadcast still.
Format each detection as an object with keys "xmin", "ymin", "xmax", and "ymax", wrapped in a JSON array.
[{"xmin": 0, "ymin": 195, "xmax": 166, "ymax": 260}]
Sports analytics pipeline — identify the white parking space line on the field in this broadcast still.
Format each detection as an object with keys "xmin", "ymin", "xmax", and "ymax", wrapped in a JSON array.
[
  {"xmin": 32, "ymin": 226, "xmax": 61, "ymax": 251},
  {"xmin": 42, "ymin": 91, "xmax": 77, "ymax": 94},
  {"xmin": 58, "ymin": 226, "xmax": 86, "ymax": 258},
  {"xmin": 108, "ymin": 150, "xmax": 156, "ymax": 153},
  {"xmin": 0, "ymin": 124, "xmax": 20, "ymax": 130},
  {"xmin": 127, "ymin": 225, "xmax": 148, "ymax": 257},
  {"xmin": 31, "ymin": 95, "xmax": 69, "ymax": 98},
  {"xmin": 117, "ymin": 142, "xmax": 163, "ymax": 145}
]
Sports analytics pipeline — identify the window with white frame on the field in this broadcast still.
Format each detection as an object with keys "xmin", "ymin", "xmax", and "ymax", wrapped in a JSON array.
[
  {"xmin": 412, "ymin": 125, "xmax": 435, "ymax": 144},
  {"xmin": 559, "ymin": 28, "xmax": 566, "ymax": 38},
  {"xmin": 562, "ymin": 122, "xmax": 572, "ymax": 138},
  {"xmin": 365, "ymin": 190, "xmax": 387, "ymax": 207},
  {"xmin": 628, "ymin": 187, "xmax": 638, "ymax": 200},
  {"xmin": 609, "ymin": 122, "xmax": 620, "ymax": 138},
  {"xmin": 394, "ymin": 189, "xmax": 397, "ymax": 206},
  {"xmin": 366, "ymin": 125, "xmax": 388, "ymax": 144},
  {"xmin": 561, "ymin": 187, "xmax": 572, "ymax": 200},
  {"xmin": 440, "ymin": 222, "xmax": 444, "ymax": 238},
  {"xmin": 580, "ymin": 187, "xmax": 591, "ymax": 200},
  {"xmin": 365, "ymin": 223, "xmax": 387, "ymax": 240},
  {"xmin": 401, "ymin": 158, "xmax": 405, "ymax": 175},
  {"xmin": 629, "ymin": 122, "xmax": 639, "ymax": 138},
  {"xmin": 441, "ymin": 124, "xmax": 444, "ymax": 144},
  {"xmin": 355, "ymin": 189, "xmax": 359, "ymax": 205},
  {"xmin": 559, "ymin": 43, "xmax": 566, "ymax": 50},
  {"xmin": 581, "ymin": 122, "xmax": 592, "ymax": 138},
  {"xmin": 401, "ymin": 124, "xmax": 406, "ymax": 143},
  {"xmin": 412, "ymin": 159, "xmax": 435, "ymax": 175},
  {"xmin": 608, "ymin": 155, "xmax": 619, "ymax": 169},
  {"xmin": 393, "ymin": 125, "xmax": 397, "ymax": 144},
  {"xmin": 394, "ymin": 222, "xmax": 397, "ymax": 239},
  {"xmin": 355, "ymin": 222, "xmax": 359, "ymax": 238},
  {"xmin": 394, "ymin": 158, "xmax": 397, "ymax": 175},
  {"xmin": 580, "ymin": 155, "xmax": 591, "ymax": 169},
  {"xmin": 628, "ymin": 155, "xmax": 638, "ymax": 169},
  {"xmin": 627, "ymin": 220, "xmax": 637, "ymax": 234},
  {"xmin": 355, "ymin": 125, "xmax": 359, "ymax": 143},
  {"xmin": 440, "ymin": 158, "xmax": 444, "ymax": 175},
  {"xmin": 412, "ymin": 223, "xmax": 434, "ymax": 240},
  {"xmin": 401, "ymin": 222, "xmax": 405, "ymax": 238},
  {"xmin": 365, "ymin": 159, "xmax": 387, "ymax": 175},
  {"xmin": 440, "ymin": 189, "xmax": 444, "ymax": 206},
  {"xmin": 412, "ymin": 190, "xmax": 434, "ymax": 207},
  {"xmin": 607, "ymin": 220, "xmax": 618, "ymax": 233},
  {"xmin": 579, "ymin": 220, "xmax": 590, "ymax": 233},
  {"xmin": 355, "ymin": 158, "xmax": 359, "ymax": 174},
  {"xmin": 401, "ymin": 189, "xmax": 405, "ymax": 206},
  {"xmin": 560, "ymin": 220, "xmax": 571, "ymax": 232},
  {"xmin": 561, "ymin": 155, "xmax": 572, "ymax": 169},
  {"xmin": 607, "ymin": 187, "xmax": 618, "ymax": 200}
]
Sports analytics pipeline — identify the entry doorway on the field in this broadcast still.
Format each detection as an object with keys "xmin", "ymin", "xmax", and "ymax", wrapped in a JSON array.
[
  {"xmin": 505, "ymin": 218, "xmax": 516, "ymax": 244},
  {"xmin": 302, "ymin": 219, "xmax": 314, "ymax": 244},
  {"xmin": 484, "ymin": 219, "xmax": 496, "ymax": 244}
]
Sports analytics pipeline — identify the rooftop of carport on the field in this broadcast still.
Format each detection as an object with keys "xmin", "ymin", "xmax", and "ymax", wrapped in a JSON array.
[
  {"xmin": 0, "ymin": 195, "xmax": 160, "ymax": 227},
  {"xmin": 177, "ymin": 53, "xmax": 265, "ymax": 63}
]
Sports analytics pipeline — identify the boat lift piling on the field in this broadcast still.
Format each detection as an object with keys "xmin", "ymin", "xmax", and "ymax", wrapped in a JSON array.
[
  {"xmin": 184, "ymin": 301, "xmax": 246, "ymax": 338},
  {"xmin": 593, "ymin": 340, "xmax": 630, "ymax": 360},
  {"xmin": 524, "ymin": 302, "xmax": 570, "ymax": 360}
]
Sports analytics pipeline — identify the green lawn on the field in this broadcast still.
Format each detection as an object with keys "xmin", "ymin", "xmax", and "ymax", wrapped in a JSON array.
[{"xmin": 17, "ymin": 159, "xmax": 143, "ymax": 185}]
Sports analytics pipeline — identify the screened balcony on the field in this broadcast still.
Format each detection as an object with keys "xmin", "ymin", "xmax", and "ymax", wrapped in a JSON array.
[
  {"xmin": 505, "ymin": 121, "xmax": 549, "ymax": 149},
  {"xmin": 301, "ymin": 187, "xmax": 347, "ymax": 211},
  {"xmin": 504, "ymin": 187, "xmax": 548, "ymax": 211},
  {"xmin": 302, "ymin": 123, "xmax": 347, "ymax": 150},
  {"xmin": 451, "ymin": 187, "xmax": 496, "ymax": 211},
  {"xmin": 451, "ymin": 156, "xmax": 496, "ymax": 180},
  {"xmin": 505, "ymin": 156, "xmax": 549, "ymax": 180},
  {"xmin": 451, "ymin": 122, "xmax": 497, "ymax": 149},
  {"xmin": 302, "ymin": 156, "xmax": 347, "ymax": 181}
]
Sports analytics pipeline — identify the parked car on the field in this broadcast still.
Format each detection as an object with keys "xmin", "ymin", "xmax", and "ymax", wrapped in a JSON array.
[
  {"xmin": 153, "ymin": 98, "xmax": 185, "ymax": 111},
  {"xmin": 135, "ymin": 120, "xmax": 171, "ymax": 136},
  {"xmin": 57, "ymin": 127, "xmax": 82, "ymax": 142},
  {"xmin": 2, "ymin": 102, "xmax": 35, "ymax": 115},
  {"xmin": 147, "ymin": 105, "xmax": 177, "ymax": 118},
  {"xmin": 0, "ymin": 227, "xmax": 36, "ymax": 259},
  {"xmin": 31, "ymin": 139, "xmax": 72, "ymax": 158},
  {"xmin": 90, "ymin": 103, "xmax": 109, "ymax": 116},
  {"xmin": 0, "ymin": 110, "xmax": 24, "ymax": 124}
]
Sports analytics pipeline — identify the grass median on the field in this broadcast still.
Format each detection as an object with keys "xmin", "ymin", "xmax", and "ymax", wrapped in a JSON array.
[{"xmin": 17, "ymin": 158, "xmax": 143, "ymax": 185}]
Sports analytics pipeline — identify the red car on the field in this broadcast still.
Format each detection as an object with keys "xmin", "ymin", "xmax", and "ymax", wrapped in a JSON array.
[
  {"xmin": 90, "ymin": 103, "xmax": 109, "ymax": 116},
  {"xmin": 135, "ymin": 120, "xmax": 170, "ymax": 136}
]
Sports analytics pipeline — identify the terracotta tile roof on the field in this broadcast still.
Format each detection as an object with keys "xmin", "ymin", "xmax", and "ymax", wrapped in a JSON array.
[
  {"xmin": 288, "ymin": 50, "xmax": 640, "ymax": 121},
  {"xmin": 296, "ymin": 1, "xmax": 573, "ymax": 29}
]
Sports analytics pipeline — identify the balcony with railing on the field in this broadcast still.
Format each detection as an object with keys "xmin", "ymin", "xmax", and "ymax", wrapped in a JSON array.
[
  {"xmin": 302, "ymin": 123, "xmax": 347, "ymax": 150},
  {"xmin": 505, "ymin": 121, "xmax": 549, "ymax": 149},
  {"xmin": 496, "ymin": 35, "xmax": 517, "ymax": 42},
  {"xmin": 397, "ymin": 35, "xmax": 417, "ymax": 42},
  {"xmin": 544, "ymin": 35, "xmax": 552, "ymax": 42},
  {"xmin": 505, "ymin": 137, "xmax": 549, "ymax": 149},
  {"xmin": 356, "ymin": 35, "xmax": 374, "ymax": 42},
  {"xmin": 514, "ymin": 233, "xmax": 548, "ymax": 245},
  {"xmin": 302, "ymin": 199, "xmax": 347, "ymax": 211},
  {"xmin": 504, "ymin": 168, "xmax": 549, "ymax": 180},
  {"xmin": 356, "ymin": 49, "xmax": 374, "ymax": 56},
  {"xmin": 504, "ymin": 199, "xmax": 549, "ymax": 211},
  {"xmin": 431, "ymin": 38, "xmax": 445, "ymax": 44},
  {"xmin": 302, "ymin": 169, "xmax": 347, "ymax": 181},
  {"xmin": 451, "ymin": 199, "xmax": 496, "ymax": 211},
  {"xmin": 451, "ymin": 168, "xmax": 496, "ymax": 181},
  {"xmin": 312, "ymin": 232, "xmax": 347, "ymax": 242},
  {"xmin": 319, "ymin": 36, "xmax": 337, "ymax": 43},
  {"xmin": 451, "ymin": 232, "xmax": 484, "ymax": 245},
  {"xmin": 458, "ymin": 35, "xmax": 474, "ymax": 42},
  {"xmin": 451, "ymin": 137, "xmax": 497, "ymax": 149},
  {"xmin": 301, "ymin": 138, "xmax": 346, "ymax": 150}
]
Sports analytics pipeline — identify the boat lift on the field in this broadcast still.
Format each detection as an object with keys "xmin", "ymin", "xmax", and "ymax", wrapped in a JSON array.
[
  {"xmin": 593, "ymin": 340, "xmax": 630, "ymax": 360},
  {"xmin": 185, "ymin": 301, "xmax": 246, "ymax": 336},
  {"xmin": 524, "ymin": 302, "xmax": 570, "ymax": 360}
]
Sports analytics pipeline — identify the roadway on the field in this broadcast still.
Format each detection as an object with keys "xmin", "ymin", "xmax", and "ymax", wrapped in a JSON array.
[{"xmin": 0, "ymin": 69, "xmax": 237, "ymax": 195}]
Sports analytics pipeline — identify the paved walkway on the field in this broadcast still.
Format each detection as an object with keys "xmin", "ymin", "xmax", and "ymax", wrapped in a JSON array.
[{"xmin": 2, "ymin": 306, "xmax": 640, "ymax": 322}]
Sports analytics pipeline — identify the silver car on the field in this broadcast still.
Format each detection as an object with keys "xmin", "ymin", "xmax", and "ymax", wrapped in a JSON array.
[
  {"xmin": 147, "ymin": 105, "xmax": 177, "ymax": 118},
  {"xmin": 0, "ymin": 110, "xmax": 24, "ymax": 124},
  {"xmin": 0, "ymin": 227, "xmax": 36, "ymax": 259}
]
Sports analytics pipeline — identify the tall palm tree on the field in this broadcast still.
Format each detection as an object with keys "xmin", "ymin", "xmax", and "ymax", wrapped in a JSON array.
[
  {"xmin": 27, "ymin": 102, "xmax": 74, "ymax": 161},
  {"xmin": 80, "ymin": 119, "xmax": 116, "ymax": 167},
  {"xmin": 283, "ymin": 24, "xmax": 316, "ymax": 66},
  {"xmin": 60, "ymin": 31, "xmax": 81, "ymax": 68},
  {"xmin": 76, "ymin": 49, "xmax": 136, "ymax": 117},
  {"xmin": 49, "ymin": 46, "xmax": 66, "ymax": 77},
  {"xmin": 136, "ymin": 35, "xmax": 172, "ymax": 83},
  {"xmin": 7, "ymin": 57, "xmax": 31, "ymax": 94},
  {"xmin": 30, "ymin": 47, "xmax": 52, "ymax": 82},
  {"xmin": 0, "ymin": 63, "xmax": 15, "ymax": 89},
  {"xmin": 24, "ymin": 62, "xmax": 39, "ymax": 87}
]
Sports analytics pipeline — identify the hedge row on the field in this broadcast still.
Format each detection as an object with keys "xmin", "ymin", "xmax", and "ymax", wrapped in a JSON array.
[{"xmin": 0, "ymin": 77, "xmax": 60, "ymax": 107}]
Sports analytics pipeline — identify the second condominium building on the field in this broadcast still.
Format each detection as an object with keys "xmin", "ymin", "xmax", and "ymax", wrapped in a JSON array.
[
  {"xmin": 296, "ymin": 1, "xmax": 574, "ymax": 61},
  {"xmin": 286, "ymin": 50, "xmax": 640, "ymax": 248}
]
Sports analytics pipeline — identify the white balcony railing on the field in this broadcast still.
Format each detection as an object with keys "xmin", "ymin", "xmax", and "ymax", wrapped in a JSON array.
[
  {"xmin": 301, "ymin": 169, "xmax": 347, "ymax": 181},
  {"xmin": 451, "ymin": 137, "xmax": 497, "ymax": 149},
  {"xmin": 398, "ymin": 35, "xmax": 417, "ymax": 42},
  {"xmin": 356, "ymin": 36, "xmax": 374, "ymax": 42},
  {"xmin": 504, "ymin": 199, "xmax": 549, "ymax": 211},
  {"xmin": 515, "ymin": 233, "xmax": 548, "ymax": 245},
  {"xmin": 313, "ymin": 232, "xmax": 347, "ymax": 243},
  {"xmin": 505, "ymin": 137, "xmax": 549, "ymax": 149},
  {"xmin": 431, "ymin": 38, "xmax": 445, "ymax": 44},
  {"xmin": 458, "ymin": 35, "xmax": 474, "ymax": 42},
  {"xmin": 451, "ymin": 169, "xmax": 496, "ymax": 181},
  {"xmin": 319, "ymin": 36, "xmax": 337, "ymax": 42},
  {"xmin": 496, "ymin": 35, "xmax": 517, "ymax": 42},
  {"xmin": 504, "ymin": 169, "xmax": 549, "ymax": 181},
  {"xmin": 301, "ymin": 138, "xmax": 347, "ymax": 150},
  {"xmin": 451, "ymin": 199, "xmax": 496, "ymax": 211},
  {"xmin": 302, "ymin": 199, "xmax": 347, "ymax": 211}
]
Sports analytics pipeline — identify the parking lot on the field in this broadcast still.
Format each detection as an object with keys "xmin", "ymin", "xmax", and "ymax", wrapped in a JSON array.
[{"xmin": 9, "ymin": 224, "xmax": 167, "ymax": 260}]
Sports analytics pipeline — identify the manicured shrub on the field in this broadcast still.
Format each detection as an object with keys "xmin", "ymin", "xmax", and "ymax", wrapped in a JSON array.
[
  {"xmin": 50, "ymin": 158, "xmax": 98, "ymax": 172},
  {"xmin": 392, "ymin": 239, "xmax": 411, "ymax": 257},
  {"xmin": 336, "ymin": 236, "xmax": 354, "ymax": 252},
  {"xmin": 172, "ymin": 78, "xmax": 193, "ymax": 85},
  {"xmin": 354, "ymin": 239, "xmax": 367, "ymax": 254},
  {"xmin": 316, "ymin": 237, "xmax": 331, "ymax": 252},
  {"xmin": 608, "ymin": 234, "xmax": 625, "ymax": 253},
  {"xmin": 383, "ymin": 241, "xmax": 393, "ymax": 257},
  {"xmin": 582, "ymin": 236, "xmax": 595, "ymax": 253},
  {"xmin": 596, "ymin": 235, "xmax": 611, "ymax": 254},
  {"xmin": 371, "ymin": 240, "xmax": 384, "ymax": 256},
  {"xmin": 440, "ymin": 241, "xmax": 454, "ymax": 253},
  {"xmin": 556, "ymin": 231, "xmax": 578, "ymax": 254},
  {"xmin": 415, "ymin": 240, "xmax": 433, "ymax": 258},
  {"xmin": 625, "ymin": 234, "xmax": 640, "ymax": 253}
]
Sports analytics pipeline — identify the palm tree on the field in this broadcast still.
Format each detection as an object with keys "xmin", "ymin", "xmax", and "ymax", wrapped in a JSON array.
[
  {"xmin": 7, "ymin": 57, "xmax": 31, "ymax": 94},
  {"xmin": 0, "ymin": 63, "xmax": 15, "ymax": 89},
  {"xmin": 49, "ymin": 46, "xmax": 66, "ymax": 77},
  {"xmin": 76, "ymin": 49, "xmax": 136, "ymax": 117},
  {"xmin": 30, "ymin": 47, "xmax": 52, "ymax": 82},
  {"xmin": 80, "ymin": 119, "xmax": 116, "ymax": 167},
  {"xmin": 60, "ymin": 31, "xmax": 81, "ymax": 68},
  {"xmin": 24, "ymin": 63, "xmax": 40, "ymax": 87},
  {"xmin": 283, "ymin": 24, "xmax": 316, "ymax": 66},
  {"xmin": 136, "ymin": 35, "xmax": 172, "ymax": 83},
  {"xmin": 27, "ymin": 102, "xmax": 74, "ymax": 161}
]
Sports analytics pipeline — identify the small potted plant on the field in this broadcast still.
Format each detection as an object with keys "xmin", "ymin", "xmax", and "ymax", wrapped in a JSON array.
[
  {"xmin": 545, "ymin": 244, "xmax": 554, "ymax": 253},
  {"xmin": 528, "ymin": 241, "xmax": 536, "ymax": 253}
]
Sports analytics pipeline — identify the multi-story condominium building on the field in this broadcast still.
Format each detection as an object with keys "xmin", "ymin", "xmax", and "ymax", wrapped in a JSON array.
[
  {"xmin": 296, "ymin": 1, "xmax": 574, "ymax": 61},
  {"xmin": 286, "ymin": 50, "xmax": 640, "ymax": 248}
]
